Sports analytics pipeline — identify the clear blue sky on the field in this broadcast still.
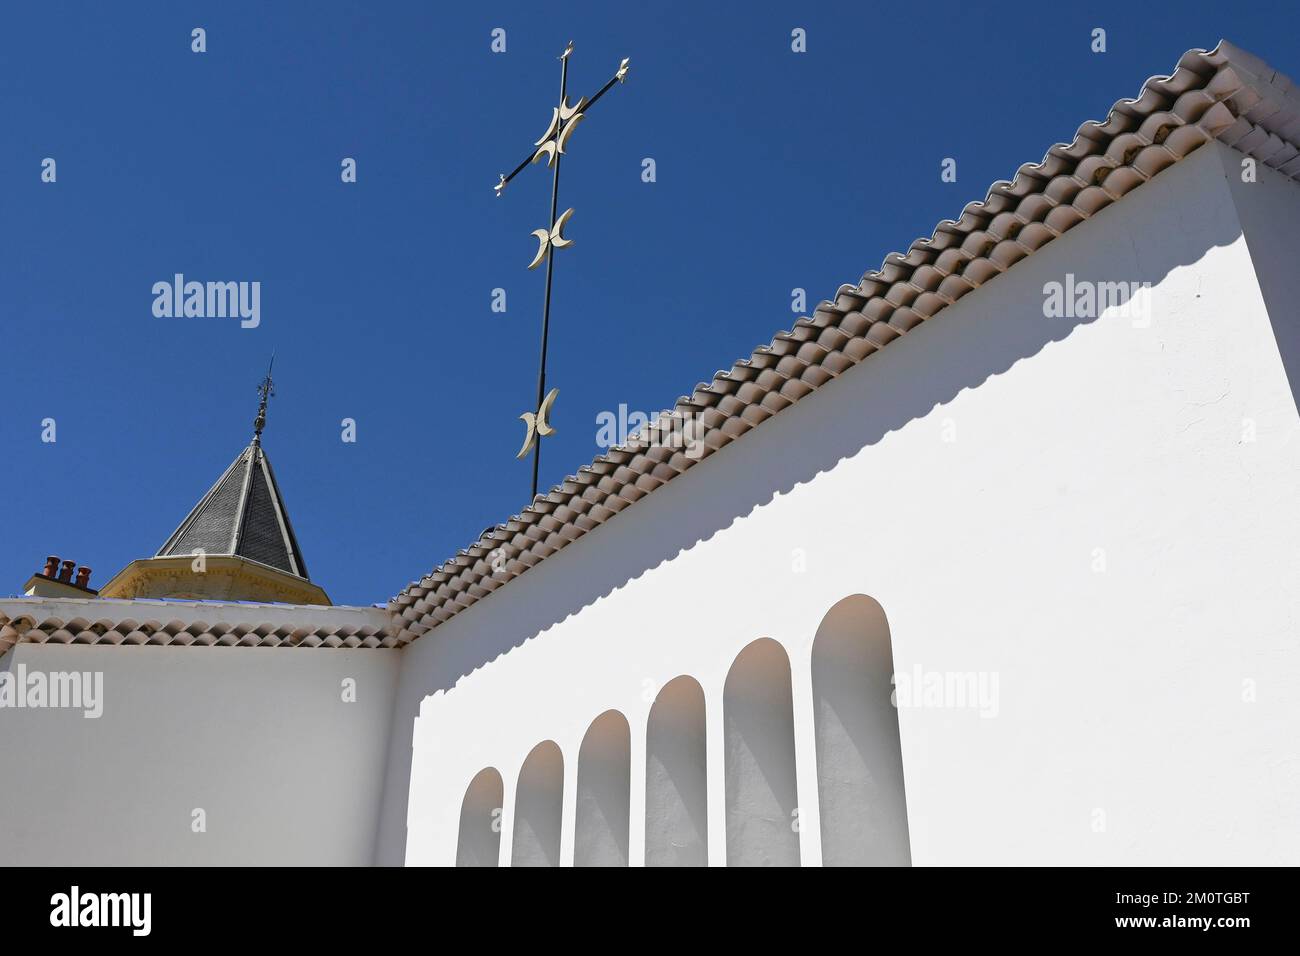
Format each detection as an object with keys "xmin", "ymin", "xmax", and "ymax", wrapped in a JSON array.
[{"xmin": 3, "ymin": 1, "xmax": 1296, "ymax": 606}]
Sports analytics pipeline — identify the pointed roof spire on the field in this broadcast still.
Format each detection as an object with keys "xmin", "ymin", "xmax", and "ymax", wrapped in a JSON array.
[
  {"xmin": 154, "ymin": 361, "xmax": 311, "ymax": 580},
  {"xmin": 154, "ymin": 443, "xmax": 310, "ymax": 579}
]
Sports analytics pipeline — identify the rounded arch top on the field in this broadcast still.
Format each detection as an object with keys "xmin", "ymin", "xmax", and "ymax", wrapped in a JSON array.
[{"xmin": 724, "ymin": 637, "xmax": 793, "ymax": 695}]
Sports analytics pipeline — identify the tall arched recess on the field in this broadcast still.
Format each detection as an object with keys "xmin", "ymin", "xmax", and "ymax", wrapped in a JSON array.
[
  {"xmin": 575, "ymin": 710, "xmax": 631, "ymax": 867},
  {"xmin": 812, "ymin": 595, "xmax": 911, "ymax": 866},
  {"xmin": 645, "ymin": 675, "xmax": 708, "ymax": 866},
  {"xmin": 456, "ymin": 767, "xmax": 504, "ymax": 867},
  {"xmin": 512, "ymin": 741, "xmax": 564, "ymax": 867},
  {"xmin": 724, "ymin": 638, "xmax": 800, "ymax": 866}
]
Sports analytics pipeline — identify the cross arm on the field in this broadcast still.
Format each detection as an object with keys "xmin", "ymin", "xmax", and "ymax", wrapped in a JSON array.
[{"xmin": 493, "ymin": 57, "xmax": 630, "ymax": 197}]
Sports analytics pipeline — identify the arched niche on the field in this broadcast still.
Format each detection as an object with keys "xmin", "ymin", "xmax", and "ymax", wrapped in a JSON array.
[
  {"xmin": 456, "ymin": 767, "xmax": 503, "ymax": 867},
  {"xmin": 724, "ymin": 638, "xmax": 800, "ymax": 866},
  {"xmin": 575, "ymin": 710, "xmax": 631, "ymax": 866},
  {"xmin": 645, "ymin": 675, "xmax": 708, "ymax": 866},
  {"xmin": 511, "ymin": 740, "xmax": 564, "ymax": 867},
  {"xmin": 812, "ymin": 594, "xmax": 911, "ymax": 866}
]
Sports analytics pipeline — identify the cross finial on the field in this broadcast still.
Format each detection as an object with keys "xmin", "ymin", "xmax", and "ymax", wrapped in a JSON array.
[
  {"xmin": 491, "ymin": 44, "xmax": 632, "ymax": 500},
  {"xmin": 253, "ymin": 354, "xmax": 275, "ymax": 443}
]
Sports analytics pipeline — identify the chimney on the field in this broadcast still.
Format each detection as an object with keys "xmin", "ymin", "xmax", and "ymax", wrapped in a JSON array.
[{"xmin": 25, "ymin": 555, "xmax": 99, "ymax": 599}]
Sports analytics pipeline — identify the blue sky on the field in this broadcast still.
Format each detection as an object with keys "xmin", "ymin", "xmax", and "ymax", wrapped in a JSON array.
[{"xmin": 3, "ymin": 1, "xmax": 1297, "ymax": 606}]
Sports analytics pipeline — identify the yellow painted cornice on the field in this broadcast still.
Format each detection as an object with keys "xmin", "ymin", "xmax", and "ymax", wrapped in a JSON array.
[{"xmin": 99, "ymin": 556, "xmax": 330, "ymax": 606}]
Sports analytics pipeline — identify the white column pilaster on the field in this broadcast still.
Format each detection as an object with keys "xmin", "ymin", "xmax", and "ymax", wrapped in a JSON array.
[
  {"xmin": 705, "ymin": 679, "xmax": 728, "ymax": 866},
  {"xmin": 789, "ymin": 648, "xmax": 824, "ymax": 866}
]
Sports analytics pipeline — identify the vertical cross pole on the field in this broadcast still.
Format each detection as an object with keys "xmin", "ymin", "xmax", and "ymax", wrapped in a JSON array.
[{"xmin": 531, "ymin": 51, "xmax": 569, "ymax": 500}]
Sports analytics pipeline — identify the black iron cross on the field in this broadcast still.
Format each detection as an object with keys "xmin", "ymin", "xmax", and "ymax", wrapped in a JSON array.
[{"xmin": 494, "ymin": 40, "xmax": 630, "ymax": 500}]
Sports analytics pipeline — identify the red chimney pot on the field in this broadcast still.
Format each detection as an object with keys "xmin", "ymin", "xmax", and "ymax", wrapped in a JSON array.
[
  {"xmin": 59, "ymin": 560, "xmax": 76, "ymax": 583},
  {"xmin": 75, "ymin": 567, "xmax": 92, "ymax": 588},
  {"xmin": 43, "ymin": 555, "xmax": 60, "ymax": 578}
]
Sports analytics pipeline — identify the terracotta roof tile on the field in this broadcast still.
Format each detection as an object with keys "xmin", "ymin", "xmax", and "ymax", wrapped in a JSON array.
[{"xmin": 0, "ymin": 598, "xmax": 400, "ymax": 654}]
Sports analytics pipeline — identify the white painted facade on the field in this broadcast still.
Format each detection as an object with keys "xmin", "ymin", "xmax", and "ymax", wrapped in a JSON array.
[
  {"xmin": 383, "ymin": 143, "xmax": 1300, "ymax": 866},
  {"xmin": 3, "ymin": 142, "xmax": 1299, "ymax": 867},
  {"xmin": 0, "ymin": 602, "xmax": 399, "ymax": 866}
]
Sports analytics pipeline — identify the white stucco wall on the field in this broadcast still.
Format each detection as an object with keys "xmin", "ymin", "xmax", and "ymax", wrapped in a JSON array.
[
  {"xmin": 0, "ymin": 633, "xmax": 399, "ymax": 866},
  {"xmin": 378, "ymin": 140, "xmax": 1300, "ymax": 866}
]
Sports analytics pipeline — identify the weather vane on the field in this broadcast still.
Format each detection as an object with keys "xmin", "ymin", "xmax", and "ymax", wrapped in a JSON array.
[
  {"xmin": 494, "ymin": 40, "xmax": 630, "ymax": 499},
  {"xmin": 253, "ymin": 353, "xmax": 275, "ymax": 443}
]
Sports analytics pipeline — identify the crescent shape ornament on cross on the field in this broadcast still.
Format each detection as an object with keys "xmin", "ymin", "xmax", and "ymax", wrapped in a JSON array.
[{"xmin": 516, "ymin": 387, "xmax": 559, "ymax": 459}]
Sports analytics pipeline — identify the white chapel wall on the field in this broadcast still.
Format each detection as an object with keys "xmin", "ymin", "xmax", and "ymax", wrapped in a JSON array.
[
  {"xmin": 0, "ymin": 640, "xmax": 399, "ymax": 866},
  {"xmin": 378, "ymin": 141, "xmax": 1300, "ymax": 866}
]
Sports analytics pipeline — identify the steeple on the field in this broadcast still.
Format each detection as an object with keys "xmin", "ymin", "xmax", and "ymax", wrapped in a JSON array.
[
  {"xmin": 99, "ymin": 365, "xmax": 330, "ymax": 606},
  {"xmin": 153, "ymin": 440, "xmax": 309, "ymax": 579},
  {"xmin": 152, "ymin": 359, "xmax": 308, "ymax": 577}
]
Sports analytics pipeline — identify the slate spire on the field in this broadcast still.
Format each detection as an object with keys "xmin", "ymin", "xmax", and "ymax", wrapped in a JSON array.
[{"xmin": 155, "ymin": 362, "xmax": 310, "ymax": 580}]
